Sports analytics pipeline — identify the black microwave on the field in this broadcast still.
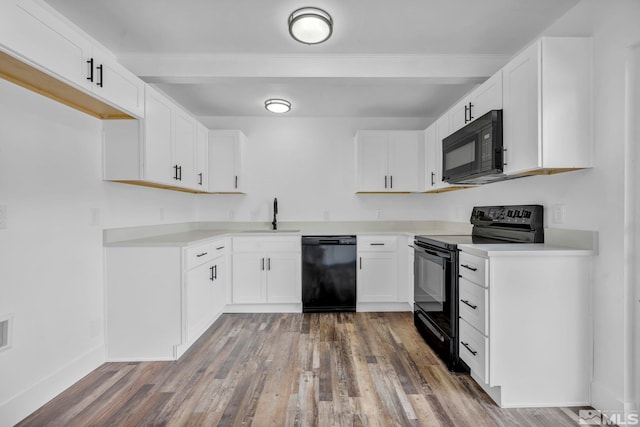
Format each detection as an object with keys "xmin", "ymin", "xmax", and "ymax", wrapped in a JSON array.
[{"xmin": 442, "ymin": 110, "xmax": 505, "ymax": 185}]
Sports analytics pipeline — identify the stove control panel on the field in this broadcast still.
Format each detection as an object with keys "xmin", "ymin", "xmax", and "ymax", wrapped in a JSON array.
[{"xmin": 470, "ymin": 205, "xmax": 543, "ymax": 228}]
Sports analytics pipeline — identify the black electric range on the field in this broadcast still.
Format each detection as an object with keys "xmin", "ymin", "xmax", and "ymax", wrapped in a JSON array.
[{"xmin": 413, "ymin": 205, "xmax": 544, "ymax": 372}]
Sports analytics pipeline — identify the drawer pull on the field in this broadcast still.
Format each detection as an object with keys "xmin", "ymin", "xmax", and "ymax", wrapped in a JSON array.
[
  {"xmin": 196, "ymin": 252, "xmax": 208, "ymax": 257},
  {"xmin": 216, "ymin": 246, "xmax": 225, "ymax": 250},
  {"xmin": 461, "ymin": 341, "xmax": 478, "ymax": 356},
  {"xmin": 461, "ymin": 299, "xmax": 477, "ymax": 310},
  {"xmin": 370, "ymin": 243, "xmax": 385, "ymax": 246},
  {"xmin": 461, "ymin": 264, "xmax": 478, "ymax": 272}
]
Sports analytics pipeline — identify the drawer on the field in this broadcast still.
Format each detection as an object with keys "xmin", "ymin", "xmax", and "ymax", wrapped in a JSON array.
[
  {"xmin": 357, "ymin": 235, "xmax": 397, "ymax": 252},
  {"xmin": 459, "ymin": 251, "xmax": 488, "ymax": 286},
  {"xmin": 184, "ymin": 239, "xmax": 226, "ymax": 270},
  {"xmin": 459, "ymin": 277, "xmax": 488, "ymax": 335},
  {"xmin": 233, "ymin": 236, "xmax": 300, "ymax": 253},
  {"xmin": 459, "ymin": 318, "xmax": 489, "ymax": 384}
]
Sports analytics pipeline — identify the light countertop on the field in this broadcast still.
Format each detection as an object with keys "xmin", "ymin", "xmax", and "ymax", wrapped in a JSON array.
[{"xmin": 458, "ymin": 243, "xmax": 593, "ymax": 257}]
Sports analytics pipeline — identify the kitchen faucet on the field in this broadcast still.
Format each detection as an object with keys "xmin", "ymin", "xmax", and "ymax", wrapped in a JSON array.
[{"xmin": 272, "ymin": 197, "xmax": 278, "ymax": 230}]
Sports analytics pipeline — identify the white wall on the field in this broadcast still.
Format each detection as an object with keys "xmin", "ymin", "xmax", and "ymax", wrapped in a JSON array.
[
  {"xmin": 196, "ymin": 116, "xmax": 436, "ymax": 222},
  {"xmin": 0, "ymin": 79, "xmax": 197, "ymax": 425}
]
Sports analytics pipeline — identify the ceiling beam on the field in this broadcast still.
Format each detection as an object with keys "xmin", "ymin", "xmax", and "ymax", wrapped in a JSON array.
[{"xmin": 118, "ymin": 53, "xmax": 510, "ymax": 84}]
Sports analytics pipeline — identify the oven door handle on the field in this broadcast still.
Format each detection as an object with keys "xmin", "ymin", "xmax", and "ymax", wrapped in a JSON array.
[{"xmin": 417, "ymin": 247, "xmax": 451, "ymax": 260}]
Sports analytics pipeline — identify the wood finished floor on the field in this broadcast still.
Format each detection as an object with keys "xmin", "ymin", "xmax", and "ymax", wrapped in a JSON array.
[{"xmin": 18, "ymin": 312, "xmax": 589, "ymax": 426}]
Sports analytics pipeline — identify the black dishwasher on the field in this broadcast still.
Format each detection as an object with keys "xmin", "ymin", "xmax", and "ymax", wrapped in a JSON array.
[{"xmin": 302, "ymin": 236, "xmax": 357, "ymax": 312}]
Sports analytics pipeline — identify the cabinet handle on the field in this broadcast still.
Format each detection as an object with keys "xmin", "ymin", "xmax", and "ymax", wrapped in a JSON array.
[
  {"xmin": 431, "ymin": 172, "xmax": 435, "ymax": 186},
  {"xmin": 96, "ymin": 64, "xmax": 103, "ymax": 87},
  {"xmin": 464, "ymin": 104, "xmax": 469, "ymax": 123},
  {"xmin": 198, "ymin": 172, "xmax": 203, "ymax": 186},
  {"xmin": 461, "ymin": 299, "xmax": 478, "ymax": 310},
  {"xmin": 209, "ymin": 266, "xmax": 215, "ymax": 281},
  {"xmin": 468, "ymin": 102, "xmax": 473, "ymax": 122},
  {"xmin": 196, "ymin": 252, "xmax": 208, "ymax": 257},
  {"xmin": 370, "ymin": 243, "xmax": 385, "ymax": 246},
  {"xmin": 261, "ymin": 258, "xmax": 265, "ymax": 271},
  {"xmin": 502, "ymin": 148, "xmax": 508, "ymax": 166},
  {"xmin": 267, "ymin": 258, "xmax": 271, "ymax": 271},
  {"xmin": 214, "ymin": 265, "xmax": 217, "ymax": 280},
  {"xmin": 390, "ymin": 175, "xmax": 393, "ymax": 189},
  {"xmin": 178, "ymin": 165, "xmax": 182, "ymax": 181},
  {"xmin": 461, "ymin": 264, "xmax": 478, "ymax": 272},
  {"xmin": 461, "ymin": 341, "xmax": 478, "ymax": 356},
  {"xmin": 173, "ymin": 165, "xmax": 179, "ymax": 180},
  {"xmin": 216, "ymin": 246, "xmax": 225, "ymax": 250},
  {"xmin": 359, "ymin": 257, "xmax": 362, "ymax": 270},
  {"xmin": 384, "ymin": 176, "xmax": 388, "ymax": 189},
  {"xmin": 235, "ymin": 176, "xmax": 238, "ymax": 189},
  {"xmin": 86, "ymin": 58, "xmax": 94, "ymax": 82}
]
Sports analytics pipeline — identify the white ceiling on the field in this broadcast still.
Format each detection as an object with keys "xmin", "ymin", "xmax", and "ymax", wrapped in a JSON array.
[{"xmin": 43, "ymin": 0, "xmax": 579, "ymax": 120}]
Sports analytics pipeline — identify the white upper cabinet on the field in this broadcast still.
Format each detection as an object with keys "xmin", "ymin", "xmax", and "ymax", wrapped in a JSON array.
[
  {"xmin": 143, "ymin": 87, "xmax": 174, "ymax": 185},
  {"xmin": 502, "ymin": 37, "xmax": 592, "ymax": 176},
  {"xmin": 355, "ymin": 130, "xmax": 424, "ymax": 193},
  {"xmin": 195, "ymin": 123, "xmax": 209, "ymax": 191},
  {"xmin": 173, "ymin": 108, "xmax": 198, "ymax": 188},
  {"xmin": 0, "ymin": 0, "xmax": 144, "ymax": 119},
  {"xmin": 208, "ymin": 130, "xmax": 247, "ymax": 193},
  {"xmin": 449, "ymin": 71, "xmax": 503, "ymax": 134},
  {"xmin": 103, "ymin": 85, "xmax": 208, "ymax": 193},
  {"xmin": 89, "ymin": 44, "xmax": 145, "ymax": 118}
]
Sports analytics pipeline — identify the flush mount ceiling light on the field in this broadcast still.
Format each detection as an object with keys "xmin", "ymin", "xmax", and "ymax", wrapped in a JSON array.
[
  {"xmin": 288, "ymin": 7, "xmax": 333, "ymax": 45},
  {"xmin": 265, "ymin": 98, "xmax": 291, "ymax": 113}
]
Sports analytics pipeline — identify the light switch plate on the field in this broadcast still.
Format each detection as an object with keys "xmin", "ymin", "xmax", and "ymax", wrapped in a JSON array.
[{"xmin": 552, "ymin": 204, "xmax": 566, "ymax": 224}]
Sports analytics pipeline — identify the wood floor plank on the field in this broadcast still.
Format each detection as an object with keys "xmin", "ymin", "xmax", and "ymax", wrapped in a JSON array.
[{"xmin": 17, "ymin": 312, "xmax": 590, "ymax": 427}]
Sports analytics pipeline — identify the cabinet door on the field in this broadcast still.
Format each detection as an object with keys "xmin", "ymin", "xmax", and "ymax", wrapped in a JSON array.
[
  {"xmin": 185, "ymin": 262, "xmax": 216, "ymax": 343},
  {"xmin": 266, "ymin": 253, "xmax": 301, "ymax": 303},
  {"xmin": 7, "ymin": 0, "xmax": 91, "ymax": 88},
  {"xmin": 387, "ymin": 131, "xmax": 423, "ymax": 192},
  {"xmin": 449, "ymin": 97, "xmax": 470, "ymax": 134},
  {"xmin": 357, "ymin": 252, "xmax": 398, "ymax": 302},
  {"xmin": 174, "ymin": 109, "xmax": 197, "ymax": 189},
  {"xmin": 91, "ymin": 45, "xmax": 145, "ymax": 118},
  {"xmin": 143, "ymin": 88, "xmax": 174, "ymax": 185},
  {"xmin": 209, "ymin": 131, "xmax": 242, "ymax": 192},
  {"xmin": 232, "ymin": 253, "xmax": 266, "ymax": 303},
  {"xmin": 211, "ymin": 256, "xmax": 227, "ymax": 315},
  {"xmin": 471, "ymin": 71, "xmax": 503, "ymax": 119},
  {"xmin": 502, "ymin": 42, "xmax": 540, "ymax": 175},
  {"xmin": 424, "ymin": 125, "xmax": 437, "ymax": 191},
  {"xmin": 195, "ymin": 123, "xmax": 209, "ymax": 191},
  {"xmin": 355, "ymin": 131, "xmax": 388, "ymax": 192}
]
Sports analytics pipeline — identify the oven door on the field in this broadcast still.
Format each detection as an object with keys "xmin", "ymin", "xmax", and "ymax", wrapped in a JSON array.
[{"xmin": 413, "ymin": 244, "xmax": 453, "ymax": 337}]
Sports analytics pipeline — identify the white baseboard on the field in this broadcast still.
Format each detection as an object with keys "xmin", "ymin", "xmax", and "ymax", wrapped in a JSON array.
[
  {"xmin": 591, "ymin": 379, "xmax": 625, "ymax": 412},
  {"xmin": 0, "ymin": 344, "xmax": 105, "ymax": 426},
  {"xmin": 356, "ymin": 302, "xmax": 412, "ymax": 312},
  {"xmin": 224, "ymin": 303, "xmax": 302, "ymax": 313}
]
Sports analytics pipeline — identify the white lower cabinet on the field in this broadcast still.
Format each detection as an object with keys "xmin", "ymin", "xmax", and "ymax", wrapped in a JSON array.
[
  {"xmin": 105, "ymin": 238, "xmax": 228, "ymax": 361},
  {"xmin": 230, "ymin": 236, "xmax": 301, "ymax": 308},
  {"xmin": 458, "ymin": 247, "xmax": 592, "ymax": 407},
  {"xmin": 357, "ymin": 236, "xmax": 401, "ymax": 306}
]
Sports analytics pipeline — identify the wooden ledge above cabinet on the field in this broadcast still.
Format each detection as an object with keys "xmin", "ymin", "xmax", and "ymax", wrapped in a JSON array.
[{"xmin": 0, "ymin": 50, "xmax": 134, "ymax": 120}]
